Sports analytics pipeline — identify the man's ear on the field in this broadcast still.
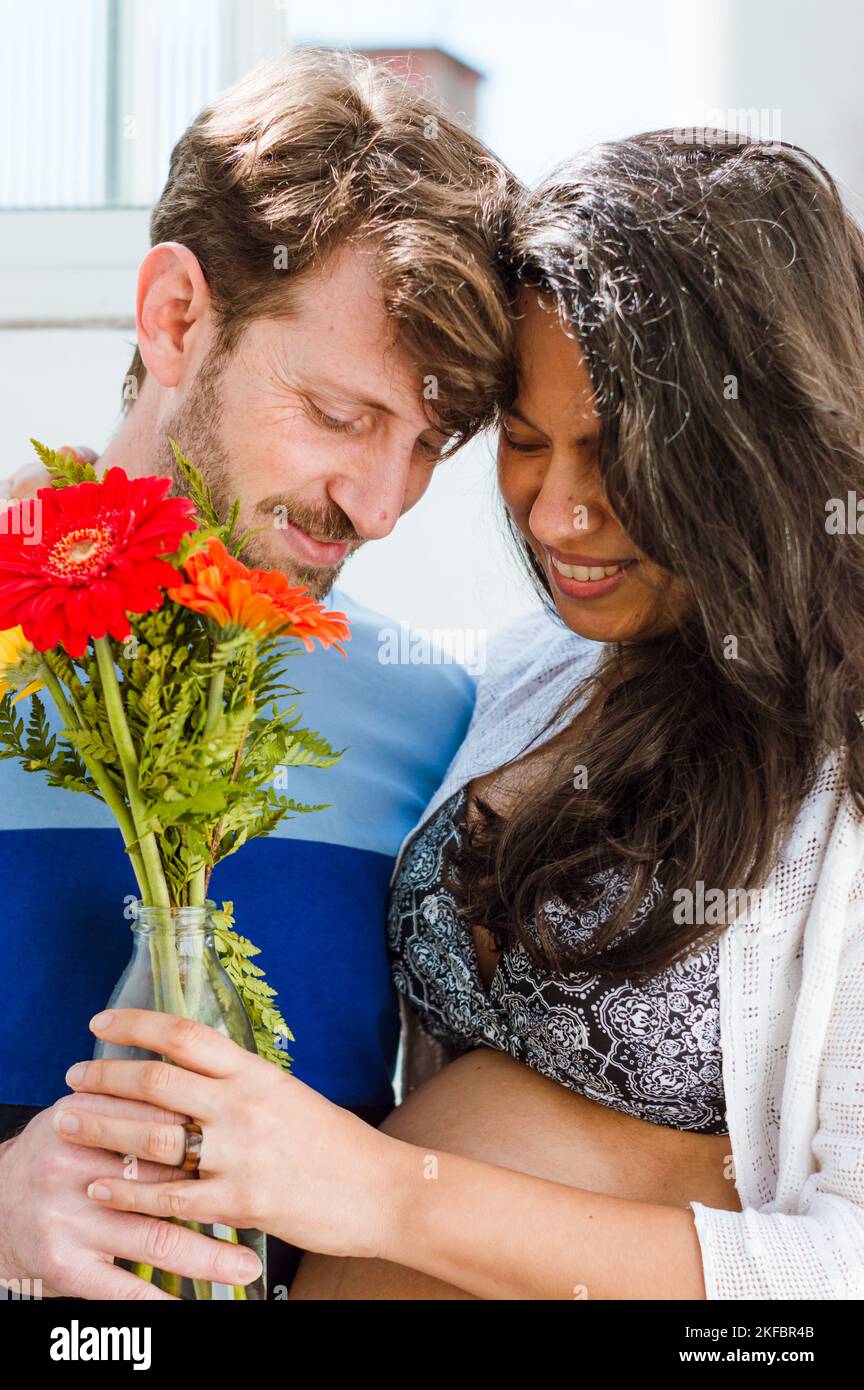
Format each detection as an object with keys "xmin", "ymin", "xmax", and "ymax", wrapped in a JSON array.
[{"xmin": 136, "ymin": 242, "xmax": 212, "ymax": 390}]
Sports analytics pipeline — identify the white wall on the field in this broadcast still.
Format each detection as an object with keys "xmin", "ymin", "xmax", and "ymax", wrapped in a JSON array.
[
  {"xmin": 0, "ymin": 210, "xmax": 147, "ymax": 325},
  {"xmin": 723, "ymin": 0, "xmax": 864, "ymax": 222}
]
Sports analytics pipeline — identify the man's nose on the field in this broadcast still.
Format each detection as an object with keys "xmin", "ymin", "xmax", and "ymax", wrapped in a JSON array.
[{"xmin": 329, "ymin": 452, "xmax": 413, "ymax": 542}]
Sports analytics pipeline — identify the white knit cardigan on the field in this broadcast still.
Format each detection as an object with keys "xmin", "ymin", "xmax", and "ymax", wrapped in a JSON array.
[{"xmin": 391, "ymin": 608, "xmax": 864, "ymax": 1300}]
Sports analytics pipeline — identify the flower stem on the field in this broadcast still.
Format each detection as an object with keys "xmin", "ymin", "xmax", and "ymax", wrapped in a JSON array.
[
  {"xmin": 93, "ymin": 638, "xmax": 186, "ymax": 1017},
  {"xmin": 204, "ymin": 666, "xmax": 225, "ymax": 737},
  {"xmin": 93, "ymin": 638, "xmax": 170, "ymax": 909},
  {"xmin": 182, "ymin": 928, "xmax": 206, "ymax": 1026},
  {"xmin": 188, "ymin": 866, "xmax": 206, "ymax": 906},
  {"xmin": 38, "ymin": 657, "xmax": 150, "ymax": 899},
  {"xmin": 187, "ymin": 665, "xmax": 227, "ymax": 906}
]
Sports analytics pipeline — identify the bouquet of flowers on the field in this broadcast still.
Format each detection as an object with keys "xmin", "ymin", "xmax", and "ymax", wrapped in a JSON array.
[{"xmin": 0, "ymin": 439, "xmax": 350, "ymax": 1297}]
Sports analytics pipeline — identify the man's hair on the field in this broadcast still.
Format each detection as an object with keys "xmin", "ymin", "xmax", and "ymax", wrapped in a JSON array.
[{"xmin": 124, "ymin": 46, "xmax": 518, "ymax": 447}]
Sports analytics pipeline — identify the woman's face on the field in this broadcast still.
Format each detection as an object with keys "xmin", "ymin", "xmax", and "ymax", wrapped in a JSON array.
[{"xmin": 498, "ymin": 288, "xmax": 691, "ymax": 643}]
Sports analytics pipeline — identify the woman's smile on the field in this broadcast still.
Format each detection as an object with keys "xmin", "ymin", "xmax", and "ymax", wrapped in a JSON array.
[{"xmin": 546, "ymin": 549, "xmax": 640, "ymax": 600}]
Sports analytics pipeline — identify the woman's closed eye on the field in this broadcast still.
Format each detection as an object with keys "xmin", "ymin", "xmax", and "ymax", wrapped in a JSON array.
[{"xmin": 500, "ymin": 427, "xmax": 547, "ymax": 454}]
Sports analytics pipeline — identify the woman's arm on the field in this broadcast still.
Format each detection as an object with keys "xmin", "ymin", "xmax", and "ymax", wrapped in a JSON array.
[
  {"xmin": 61, "ymin": 999, "xmax": 864, "ymax": 1301},
  {"xmin": 60, "ymin": 1009, "xmax": 708, "ymax": 1297},
  {"xmin": 686, "ymin": 926, "xmax": 864, "ymax": 1302},
  {"xmin": 378, "ymin": 1137, "xmax": 706, "ymax": 1300}
]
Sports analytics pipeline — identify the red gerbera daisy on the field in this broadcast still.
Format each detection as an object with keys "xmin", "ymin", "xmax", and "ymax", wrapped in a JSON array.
[{"xmin": 0, "ymin": 467, "xmax": 197, "ymax": 656}]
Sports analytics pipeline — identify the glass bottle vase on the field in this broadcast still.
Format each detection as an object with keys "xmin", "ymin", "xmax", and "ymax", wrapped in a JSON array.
[{"xmin": 93, "ymin": 900, "xmax": 267, "ymax": 1300}]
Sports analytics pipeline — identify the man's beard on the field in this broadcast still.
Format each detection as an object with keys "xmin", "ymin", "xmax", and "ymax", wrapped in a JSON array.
[{"xmin": 154, "ymin": 346, "xmax": 360, "ymax": 600}]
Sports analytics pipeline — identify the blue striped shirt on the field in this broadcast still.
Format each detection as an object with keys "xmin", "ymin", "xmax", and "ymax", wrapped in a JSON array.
[{"xmin": 0, "ymin": 589, "xmax": 475, "ymax": 1110}]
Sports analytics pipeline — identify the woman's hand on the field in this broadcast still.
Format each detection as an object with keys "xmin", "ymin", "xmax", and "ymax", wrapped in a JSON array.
[{"xmin": 58, "ymin": 1008, "xmax": 406, "ymax": 1260}]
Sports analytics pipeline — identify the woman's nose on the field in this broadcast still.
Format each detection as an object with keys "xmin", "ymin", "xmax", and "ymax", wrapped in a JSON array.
[{"xmin": 528, "ymin": 466, "xmax": 610, "ymax": 550}]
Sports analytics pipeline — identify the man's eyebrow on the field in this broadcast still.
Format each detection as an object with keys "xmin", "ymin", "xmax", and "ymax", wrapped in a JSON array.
[{"xmin": 298, "ymin": 375, "xmax": 395, "ymax": 414}]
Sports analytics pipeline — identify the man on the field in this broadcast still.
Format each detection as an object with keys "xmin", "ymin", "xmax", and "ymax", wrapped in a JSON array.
[{"xmin": 0, "ymin": 46, "xmax": 516, "ymax": 1298}]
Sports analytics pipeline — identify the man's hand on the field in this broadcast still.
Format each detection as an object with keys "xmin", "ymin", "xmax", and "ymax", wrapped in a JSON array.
[
  {"xmin": 0, "ymin": 1091, "xmax": 263, "ymax": 1299},
  {"xmin": 2, "ymin": 444, "xmax": 100, "ymax": 503}
]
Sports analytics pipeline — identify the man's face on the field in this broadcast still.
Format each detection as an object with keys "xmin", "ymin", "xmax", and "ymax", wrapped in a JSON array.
[{"xmin": 151, "ymin": 245, "xmax": 450, "ymax": 597}]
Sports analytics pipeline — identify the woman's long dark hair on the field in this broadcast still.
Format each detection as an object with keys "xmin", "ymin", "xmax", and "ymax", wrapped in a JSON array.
[{"xmin": 460, "ymin": 130, "xmax": 864, "ymax": 981}]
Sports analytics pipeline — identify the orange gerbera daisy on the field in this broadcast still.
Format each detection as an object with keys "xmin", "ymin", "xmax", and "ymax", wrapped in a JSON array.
[{"xmin": 167, "ymin": 537, "xmax": 351, "ymax": 654}]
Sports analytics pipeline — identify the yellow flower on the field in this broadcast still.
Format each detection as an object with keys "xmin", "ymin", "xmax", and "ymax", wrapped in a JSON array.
[{"xmin": 0, "ymin": 626, "xmax": 44, "ymax": 702}]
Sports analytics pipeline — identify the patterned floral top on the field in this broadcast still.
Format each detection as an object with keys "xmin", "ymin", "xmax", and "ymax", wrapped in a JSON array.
[{"xmin": 387, "ymin": 785, "xmax": 728, "ymax": 1135}]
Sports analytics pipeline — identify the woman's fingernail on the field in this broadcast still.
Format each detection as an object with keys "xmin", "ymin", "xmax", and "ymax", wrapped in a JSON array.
[
  {"xmin": 66, "ymin": 1063, "xmax": 86, "ymax": 1085},
  {"xmin": 54, "ymin": 1110, "xmax": 79, "ymax": 1134},
  {"xmin": 88, "ymin": 1183, "xmax": 113, "ymax": 1201},
  {"xmin": 89, "ymin": 1011, "xmax": 113, "ymax": 1031},
  {"xmin": 238, "ymin": 1256, "xmax": 262, "ymax": 1281}
]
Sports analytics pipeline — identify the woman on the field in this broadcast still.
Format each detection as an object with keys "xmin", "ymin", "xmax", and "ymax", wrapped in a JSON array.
[{"xmin": 57, "ymin": 130, "xmax": 864, "ymax": 1299}]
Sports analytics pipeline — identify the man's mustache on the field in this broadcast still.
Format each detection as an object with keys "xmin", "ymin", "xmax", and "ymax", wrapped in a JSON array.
[{"xmin": 255, "ymin": 495, "xmax": 362, "ymax": 546}]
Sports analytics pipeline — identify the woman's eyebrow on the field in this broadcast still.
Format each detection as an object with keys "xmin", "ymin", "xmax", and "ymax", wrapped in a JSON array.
[
  {"xmin": 504, "ymin": 406, "xmax": 545, "ymax": 432},
  {"xmin": 505, "ymin": 406, "xmax": 600, "ymax": 447}
]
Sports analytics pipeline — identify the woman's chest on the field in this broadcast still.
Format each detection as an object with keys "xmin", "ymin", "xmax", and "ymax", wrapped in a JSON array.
[{"xmin": 387, "ymin": 784, "xmax": 728, "ymax": 1137}]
